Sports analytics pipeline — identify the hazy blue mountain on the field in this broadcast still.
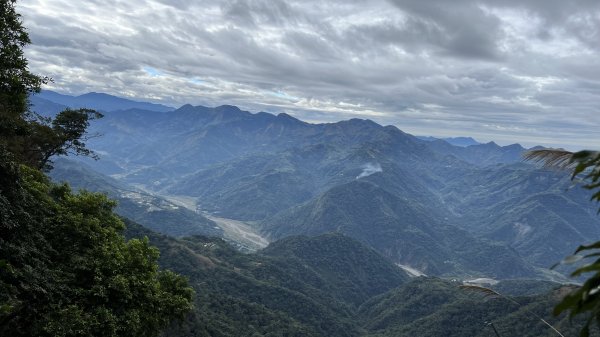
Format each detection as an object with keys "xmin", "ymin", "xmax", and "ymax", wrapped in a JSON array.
[
  {"xmin": 28, "ymin": 95, "xmax": 69, "ymax": 117},
  {"xmin": 35, "ymin": 90, "xmax": 174, "ymax": 112},
  {"xmin": 164, "ymin": 125, "xmax": 462, "ymax": 221},
  {"xmin": 445, "ymin": 136, "xmax": 481, "ymax": 147},
  {"xmin": 440, "ymin": 163, "xmax": 600, "ymax": 268},
  {"xmin": 417, "ymin": 136, "xmax": 481, "ymax": 147},
  {"xmin": 71, "ymin": 104, "xmax": 315, "ymax": 178},
  {"xmin": 30, "ymin": 96, "xmax": 600, "ymax": 281},
  {"xmin": 261, "ymin": 179, "xmax": 536, "ymax": 279},
  {"xmin": 49, "ymin": 159, "xmax": 221, "ymax": 237},
  {"xmin": 426, "ymin": 140, "xmax": 527, "ymax": 166},
  {"xmin": 79, "ymin": 103, "xmax": 448, "ymax": 191},
  {"xmin": 166, "ymin": 142, "xmax": 387, "ymax": 220}
]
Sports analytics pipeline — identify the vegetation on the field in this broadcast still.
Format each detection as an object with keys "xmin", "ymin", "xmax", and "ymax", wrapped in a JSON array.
[
  {"xmin": 121, "ymin": 222, "xmax": 596, "ymax": 336},
  {"xmin": 124, "ymin": 224, "xmax": 372, "ymax": 336},
  {"xmin": 262, "ymin": 178, "xmax": 536, "ymax": 278},
  {"xmin": 526, "ymin": 149, "xmax": 600, "ymax": 336},
  {"xmin": 33, "ymin": 88, "xmax": 600, "ymax": 282},
  {"xmin": 0, "ymin": 161, "xmax": 193, "ymax": 336},
  {"xmin": 0, "ymin": 1, "xmax": 193, "ymax": 335},
  {"xmin": 359, "ymin": 278, "xmax": 590, "ymax": 337},
  {"xmin": 49, "ymin": 158, "xmax": 221, "ymax": 238},
  {"xmin": 0, "ymin": 0, "xmax": 101, "ymax": 170},
  {"xmin": 261, "ymin": 233, "xmax": 409, "ymax": 307},
  {"xmin": 4, "ymin": 0, "xmax": 597, "ymax": 334}
]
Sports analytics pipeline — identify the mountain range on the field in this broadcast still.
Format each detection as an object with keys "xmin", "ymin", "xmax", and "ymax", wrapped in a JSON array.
[
  {"xmin": 416, "ymin": 136, "xmax": 480, "ymax": 147},
  {"xmin": 37, "ymin": 90, "xmax": 599, "ymax": 281}
]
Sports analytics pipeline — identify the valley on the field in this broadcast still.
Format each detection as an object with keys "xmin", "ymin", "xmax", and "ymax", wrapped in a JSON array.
[
  {"xmin": 204, "ymin": 214, "xmax": 269, "ymax": 252},
  {"xmin": 140, "ymin": 190, "xmax": 270, "ymax": 251},
  {"xmin": 6, "ymin": 0, "xmax": 600, "ymax": 335},
  {"xmin": 37, "ymin": 91, "xmax": 600, "ymax": 336},
  {"xmin": 42, "ymin": 91, "xmax": 600, "ymax": 280}
]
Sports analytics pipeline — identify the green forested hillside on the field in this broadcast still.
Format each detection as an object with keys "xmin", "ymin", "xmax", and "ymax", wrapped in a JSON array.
[
  {"xmin": 0, "ymin": 155, "xmax": 194, "ymax": 336},
  {"xmin": 262, "ymin": 179, "xmax": 536, "ymax": 278},
  {"xmin": 125, "ymin": 222, "xmax": 409, "ymax": 336},
  {"xmin": 122, "ymin": 222, "xmax": 592, "ymax": 337},
  {"xmin": 34, "ymin": 94, "xmax": 600, "ymax": 281},
  {"xmin": 260, "ymin": 233, "xmax": 409, "ymax": 307},
  {"xmin": 440, "ymin": 163, "xmax": 600, "ymax": 267},
  {"xmin": 359, "ymin": 278, "xmax": 593, "ymax": 337}
]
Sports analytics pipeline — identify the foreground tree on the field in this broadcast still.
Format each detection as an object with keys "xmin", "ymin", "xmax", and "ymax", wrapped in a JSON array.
[
  {"xmin": 0, "ymin": 0, "xmax": 101, "ymax": 170},
  {"xmin": 0, "ymin": 158, "xmax": 194, "ymax": 336},
  {"xmin": 525, "ymin": 149, "xmax": 600, "ymax": 337},
  {"xmin": 0, "ymin": 0, "xmax": 194, "ymax": 335}
]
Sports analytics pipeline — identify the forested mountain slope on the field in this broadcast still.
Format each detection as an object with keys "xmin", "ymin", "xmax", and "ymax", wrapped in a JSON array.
[
  {"xmin": 123, "ymin": 222, "xmax": 591, "ymax": 337},
  {"xmin": 124, "ymin": 221, "xmax": 409, "ymax": 337},
  {"xmin": 33, "ymin": 95, "xmax": 600, "ymax": 281},
  {"xmin": 262, "ymin": 179, "xmax": 536, "ymax": 278}
]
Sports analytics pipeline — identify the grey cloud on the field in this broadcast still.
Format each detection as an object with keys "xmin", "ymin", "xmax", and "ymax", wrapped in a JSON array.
[
  {"xmin": 222, "ymin": 0, "xmax": 297, "ymax": 27},
  {"xmin": 387, "ymin": 0, "xmax": 504, "ymax": 60},
  {"xmin": 153, "ymin": 0, "xmax": 194, "ymax": 10},
  {"xmin": 18, "ymin": 0, "xmax": 600, "ymax": 149}
]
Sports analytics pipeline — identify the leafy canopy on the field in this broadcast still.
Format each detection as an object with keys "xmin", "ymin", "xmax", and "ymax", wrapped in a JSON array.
[
  {"xmin": 0, "ymin": 0, "xmax": 194, "ymax": 335},
  {"xmin": 0, "ymin": 0, "xmax": 101, "ymax": 170},
  {"xmin": 0, "ymin": 158, "xmax": 194, "ymax": 336}
]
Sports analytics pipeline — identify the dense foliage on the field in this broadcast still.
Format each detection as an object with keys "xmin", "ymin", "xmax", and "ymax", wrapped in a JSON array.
[
  {"xmin": 123, "ymin": 222, "xmax": 596, "ymax": 336},
  {"xmin": 359, "ymin": 278, "xmax": 590, "ymax": 337},
  {"xmin": 0, "ymin": 156, "xmax": 193, "ymax": 336},
  {"xmin": 124, "ymin": 224, "xmax": 402, "ymax": 337},
  {"xmin": 49, "ymin": 158, "xmax": 221, "ymax": 238},
  {"xmin": 0, "ymin": 1, "xmax": 193, "ymax": 335},
  {"xmin": 0, "ymin": 0, "xmax": 101, "ymax": 170},
  {"xmin": 0, "ymin": 0, "xmax": 44, "ymax": 133}
]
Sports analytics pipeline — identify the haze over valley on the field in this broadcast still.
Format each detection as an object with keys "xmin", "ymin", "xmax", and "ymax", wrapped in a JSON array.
[
  {"xmin": 36, "ymin": 89, "xmax": 596, "ymax": 278},
  {"xmin": 6, "ymin": 1, "xmax": 600, "ymax": 335},
  {"xmin": 30, "ymin": 88, "xmax": 600, "ymax": 335}
]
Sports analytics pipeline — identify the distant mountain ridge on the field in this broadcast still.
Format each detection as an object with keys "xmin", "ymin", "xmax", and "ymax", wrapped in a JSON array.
[
  {"xmin": 34, "ymin": 90, "xmax": 174, "ymax": 113},
  {"xmin": 261, "ymin": 178, "xmax": 536, "ymax": 278},
  {"xmin": 417, "ymin": 136, "xmax": 481, "ymax": 147},
  {"xmin": 33, "ymin": 91, "xmax": 599, "ymax": 282}
]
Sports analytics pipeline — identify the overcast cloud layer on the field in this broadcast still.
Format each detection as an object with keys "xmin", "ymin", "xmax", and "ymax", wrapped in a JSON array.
[{"xmin": 19, "ymin": 0, "xmax": 600, "ymax": 149}]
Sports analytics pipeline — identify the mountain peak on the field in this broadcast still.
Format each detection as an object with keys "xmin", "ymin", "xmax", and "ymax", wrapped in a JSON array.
[
  {"xmin": 79, "ymin": 92, "xmax": 111, "ymax": 98},
  {"xmin": 481, "ymin": 141, "xmax": 500, "ymax": 148},
  {"xmin": 36, "ymin": 90, "xmax": 174, "ymax": 112},
  {"xmin": 276, "ymin": 112, "xmax": 306, "ymax": 126},
  {"xmin": 178, "ymin": 103, "xmax": 194, "ymax": 110},
  {"xmin": 215, "ymin": 104, "xmax": 242, "ymax": 112},
  {"xmin": 504, "ymin": 143, "xmax": 525, "ymax": 150}
]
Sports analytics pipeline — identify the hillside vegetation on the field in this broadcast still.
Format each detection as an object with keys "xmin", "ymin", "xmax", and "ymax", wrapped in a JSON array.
[
  {"xmin": 125, "ymin": 222, "xmax": 593, "ymax": 336},
  {"xmin": 35, "ymin": 95, "xmax": 600, "ymax": 280}
]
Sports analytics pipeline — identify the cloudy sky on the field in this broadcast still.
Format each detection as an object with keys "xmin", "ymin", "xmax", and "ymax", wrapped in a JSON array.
[{"xmin": 19, "ymin": 0, "xmax": 600, "ymax": 149}]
